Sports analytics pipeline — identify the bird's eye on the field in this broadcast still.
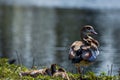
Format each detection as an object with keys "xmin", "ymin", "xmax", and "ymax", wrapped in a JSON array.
[{"xmin": 87, "ymin": 27, "xmax": 91, "ymax": 30}]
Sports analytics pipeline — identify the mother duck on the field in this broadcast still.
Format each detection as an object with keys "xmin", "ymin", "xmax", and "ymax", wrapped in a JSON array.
[{"xmin": 69, "ymin": 25, "xmax": 99, "ymax": 73}]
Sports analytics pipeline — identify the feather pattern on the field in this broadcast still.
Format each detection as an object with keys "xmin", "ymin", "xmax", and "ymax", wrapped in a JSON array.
[{"xmin": 69, "ymin": 25, "xmax": 99, "ymax": 69}]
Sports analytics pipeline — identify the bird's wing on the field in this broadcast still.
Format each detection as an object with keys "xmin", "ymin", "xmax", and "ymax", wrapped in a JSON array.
[
  {"xmin": 70, "ymin": 41, "xmax": 83, "ymax": 51},
  {"xmin": 69, "ymin": 41, "xmax": 83, "ymax": 60}
]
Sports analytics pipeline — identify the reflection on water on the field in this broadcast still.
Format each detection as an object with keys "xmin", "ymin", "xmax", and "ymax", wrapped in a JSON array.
[
  {"xmin": 92, "ymin": 11, "xmax": 120, "ymax": 74},
  {"xmin": 1, "ymin": 0, "xmax": 120, "ymax": 9},
  {"xmin": 0, "ymin": 6, "xmax": 120, "ymax": 74}
]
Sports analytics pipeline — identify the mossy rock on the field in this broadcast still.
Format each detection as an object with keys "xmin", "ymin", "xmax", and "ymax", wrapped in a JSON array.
[{"xmin": 0, "ymin": 58, "xmax": 120, "ymax": 80}]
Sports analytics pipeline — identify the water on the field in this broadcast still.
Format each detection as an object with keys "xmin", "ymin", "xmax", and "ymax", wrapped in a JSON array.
[
  {"xmin": 0, "ymin": 1, "xmax": 120, "ymax": 75},
  {"xmin": 1, "ymin": 0, "xmax": 120, "ymax": 9}
]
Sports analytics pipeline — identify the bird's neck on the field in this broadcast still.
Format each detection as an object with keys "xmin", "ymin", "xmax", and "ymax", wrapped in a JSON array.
[
  {"xmin": 81, "ymin": 32, "xmax": 89, "ymax": 41},
  {"xmin": 81, "ymin": 32, "xmax": 92, "ymax": 46},
  {"xmin": 81, "ymin": 34, "xmax": 99, "ymax": 47},
  {"xmin": 51, "ymin": 65, "xmax": 56, "ymax": 75}
]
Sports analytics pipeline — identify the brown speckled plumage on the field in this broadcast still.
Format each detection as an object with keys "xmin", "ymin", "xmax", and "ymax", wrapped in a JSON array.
[{"xmin": 69, "ymin": 25, "xmax": 99, "ymax": 73}]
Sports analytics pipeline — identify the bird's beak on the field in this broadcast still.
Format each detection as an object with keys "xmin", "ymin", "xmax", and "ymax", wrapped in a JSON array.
[{"xmin": 91, "ymin": 29, "xmax": 97, "ymax": 35}]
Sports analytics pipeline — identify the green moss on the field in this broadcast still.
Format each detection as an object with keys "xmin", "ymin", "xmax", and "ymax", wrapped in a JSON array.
[{"xmin": 0, "ymin": 58, "xmax": 120, "ymax": 80}]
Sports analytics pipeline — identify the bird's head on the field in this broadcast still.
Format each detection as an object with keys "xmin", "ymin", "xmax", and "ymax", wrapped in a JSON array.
[
  {"xmin": 81, "ymin": 25, "xmax": 97, "ymax": 36},
  {"xmin": 51, "ymin": 64, "xmax": 57, "ymax": 75}
]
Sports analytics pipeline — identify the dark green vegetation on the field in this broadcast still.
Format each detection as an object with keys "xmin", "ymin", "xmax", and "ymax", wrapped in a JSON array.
[{"xmin": 0, "ymin": 58, "xmax": 120, "ymax": 80}]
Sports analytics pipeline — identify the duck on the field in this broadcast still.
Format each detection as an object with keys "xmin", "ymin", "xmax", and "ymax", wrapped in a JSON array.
[
  {"xmin": 20, "ymin": 64, "xmax": 70, "ymax": 79},
  {"xmin": 8, "ymin": 59, "xmax": 16, "ymax": 64},
  {"xmin": 69, "ymin": 25, "xmax": 99, "ymax": 73},
  {"xmin": 20, "ymin": 68, "xmax": 52, "ymax": 77},
  {"xmin": 51, "ymin": 64, "xmax": 70, "ymax": 80}
]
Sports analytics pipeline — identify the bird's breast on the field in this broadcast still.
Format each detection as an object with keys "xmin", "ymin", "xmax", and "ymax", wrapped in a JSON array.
[{"xmin": 82, "ymin": 49, "xmax": 99, "ymax": 62}]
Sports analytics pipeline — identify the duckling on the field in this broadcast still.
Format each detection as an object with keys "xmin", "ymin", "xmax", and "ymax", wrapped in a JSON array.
[
  {"xmin": 69, "ymin": 25, "xmax": 99, "ymax": 73},
  {"xmin": 20, "ymin": 68, "xmax": 52, "ymax": 77},
  {"xmin": 51, "ymin": 64, "xmax": 70, "ymax": 80},
  {"xmin": 8, "ymin": 59, "xmax": 16, "ymax": 64}
]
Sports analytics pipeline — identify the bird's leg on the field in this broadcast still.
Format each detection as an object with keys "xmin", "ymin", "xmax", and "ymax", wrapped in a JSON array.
[
  {"xmin": 77, "ymin": 67, "xmax": 84, "ymax": 80},
  {"xmin": 77, "ymin": 67, "xmax": 81, "ymax": 74}
]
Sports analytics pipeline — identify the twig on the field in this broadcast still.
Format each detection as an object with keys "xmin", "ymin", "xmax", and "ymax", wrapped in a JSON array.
[
  {"xmin": 15, "ymin": 50, "xmax": 21, "ymax": 65},
  {"xmin": 118, "ymin": 68, "xmax": 120, "ymax": 76},
  {"xmin": 110, "ymin": 64, "xmax": 113, "ymax": 76},
  {"xmin": 107, "ymin": 65, "xmax": 110, "ymax": 76},
  {"xmin": 19, "ymin": 51, "xmax": 23, "ymax": 66},
  {"xmin": 31, "ymin": 57, "xmax": 35, "ymax": 69}
]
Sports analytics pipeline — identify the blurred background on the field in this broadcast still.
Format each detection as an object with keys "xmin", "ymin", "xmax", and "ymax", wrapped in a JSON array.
[{"xmin": 0, "ymin": 0, "xmax": 120, "ymax": 75}]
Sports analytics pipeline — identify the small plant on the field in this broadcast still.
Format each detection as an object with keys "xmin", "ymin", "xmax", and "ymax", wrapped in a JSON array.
[
  {"xmin": 0, "ymin": 58, "xmax": 120, "ymax": 80},
  {"xmin": 107, "ymin": 64, "xmax": 113, "ymax": 76},
  {"xmin": 118, "ymin": 68, "xmax": 120, "ymax": 76}
]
